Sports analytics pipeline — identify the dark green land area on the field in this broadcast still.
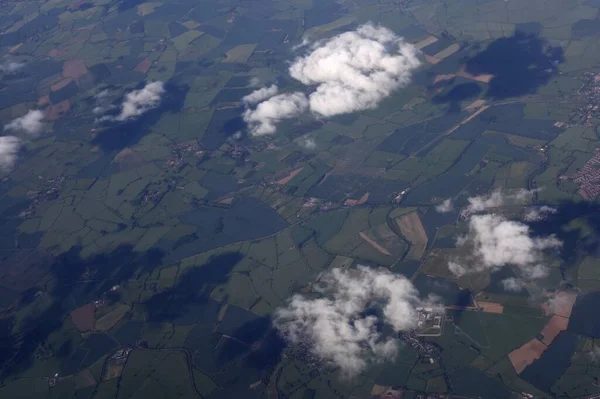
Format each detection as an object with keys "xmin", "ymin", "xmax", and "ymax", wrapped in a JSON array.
[{"xmin": 2, "ymin": 0, "xmax": 600, "ymax": 398}]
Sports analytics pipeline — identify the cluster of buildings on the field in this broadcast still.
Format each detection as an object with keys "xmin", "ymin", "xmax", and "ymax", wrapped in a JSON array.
[
  {"xmin": 572, "ymin": 72, "xmax": 600, "ymax": 126},
  {"xmin": 165, "ymin": 140, "xmax": 205, "ymax": 170},
  {"xmin": 572, "ymin": 148, "xmax": 600, "ymax": 200},
  {"xmin": 18, "ymin": 176, "xmax": 65, "ymax": 218},
  {"xmin": 415, "ymin": 307, "xmax": 445, "ymax": 337},
  {"xmin": 399, "ymin": 330, "xmax": 441, "ymax": 363},
  {"xmin": 110, "ymin": 347, "xmax": 132, "ymax": 365}
]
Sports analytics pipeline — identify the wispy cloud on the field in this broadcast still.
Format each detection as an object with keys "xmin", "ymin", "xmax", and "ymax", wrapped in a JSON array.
[
  {"xmin": 0, "ymin": 60, "xmax": 25, "ymax": 74},
  {"xmin": 461, "ymin": 189, "xmax": 535, "ymax": 217},
  {"xmin": 242, "ymin": 84, "xmax": 278, "ymax": 105},
  {"xmin": 4, "ymin": 110, "xmax": 45, "ymax": 136},
  {"xmin": 449, "ymin": 213, "xmax": 561, "ymax": 288},
  {"xmin": 523, "ymin": 205, "xmax": 556, "ymax": 222},
  {"xmin": 274, "ymin": 266, "xmax": 442, "ymax": 377},
  {"xmin": 243, "ymin": 92, "xmax": 308, "ymax": 136},
  {"xmin": 297, "ymin": 136, "xmax": 316, "ymax": 150},
  {"xmin": 98, "ymin": 81, "xmax": 165, "ymax": 122},
  {"xmin": 0, "ymin": 136, "xmax": 21, "ymax": 172},
  {"xmin": 435, "ymin": 198, "xmax": 454, "ymax": 213}
]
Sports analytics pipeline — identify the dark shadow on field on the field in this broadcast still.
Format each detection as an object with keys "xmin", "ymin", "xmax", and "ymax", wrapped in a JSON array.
[
  {"xmin": 432, "ymin": 82, "xmax": 482, "ymax": 112},
  {"xmin": 520, "ymin": 330, "xmax": 578, "ymax": 393},
  {"xmin": 144, "ymin": 252, "xmax": 242, "ymax": 323},
  {"xmin": 526, "ymin": 200, "xmax": 600, "ymax": 267},
  {"xmin": 91, "ymin": 79, "xmax": 189, "ymax": 152},
  {"xmin": 0, "ymin": 244, "xmax": 165, "ymax": 378},
  {"xmin": 117, "ymin": 0, "xmax": 144, "ymax": 12},
  {"xmin": 464, "ymin": 32, "xmax": 564, "ymax": 99}
]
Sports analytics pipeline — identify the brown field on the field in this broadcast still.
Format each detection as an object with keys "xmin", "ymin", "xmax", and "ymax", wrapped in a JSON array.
[
  {"xmin": 46, "ymin": 99, "xmax": 70, "ymax": 120},
  {"xmin": 396, "ymin": 212, "xmax": 428, "ymax": 259},
  {"xmin": 465, "ymin": 99, "xmax": 487, "ymax": 111},
  {"xmin": 217, "ymin": 303, "xmax": 229, "ymax": 323},
  {"xmin": 48, "ymin": 48, "xmax": 67, "ymax": 58},
  {"xmin": 460, "ymin": 105, "xmax": 489, "ymax": 124},
  {"xmin": 370, "ymin": 384, "xmax": 404, "ymax": 399},
  {"xmin": 425, "ymin": 54, "xmax": 441, "ymax": 64},
  {"xmin": 218, "ymin": 196, "xmax": 234, "ymax": 205},
  {"xmin": 509, "ymin": 338, "xmax": 547, "ymax": 374},
  {"xmin": 63, "ymin": 59, "xmax": 88, "ymax": 79},
  {"xmin": 76, "ymin": 369, "xmax": 97, "ymax": 388},
  {"xmin": 357, "ymin": 192, "xmax": 369, "ymax": 205},
  {"xmin": 37, "ymin": 95, "xmax": 50, "ymax": 107},
  {"xmin": 134, "ymin": 58, "xmax": 152, "ymax": 74},
  {"xmin": 95, "ymin": 304, "xmax": 129, "ymax": 331},
  {"xmin": 457, "ymin": 65, "xmax": 494, "ymax": 83},
  {"xmin": 113, "ymin": 147, "xmax": 146, "ymax": 170},
  {"xmin": 359, "ymin": 232, "xmax": 392, "ymax": 256},
  {"xmin": 137, "ymin": 2, "xmax": 162, "ymax": 16},
  {"xmin": 51, "ymin": 77, "xmax": 73, "ymax": 92},
  {"xmin": 414, "ymin": 35, "xmax": 438, "ymax": 49},
  {"xmin": 543, "ymin": 290, "xmax": 577, "ymax": 318},
  {"xmin": 540, "ymin": 315, "xmax": 568, "ymax": 345},
  {"xmin": 434, "ymin": 43, "xmax": 460, "ymax": 59},
  {"xmin": 433, "ymin": 74, "xmax": 456, "ymax": 85},
  {"xmin": 70, "ymin": 303, "xmax": 96, "ymax": 332},
  {"xmin": 104, "ymin": 362, "xmax": 124, "ymax": 380},
  {"xmin": 445, "ymin": 105, "xmax": 490, "ymax": 136},
  {"xmin": 477, "ymin": 301, "xmax": 504, "ymax": 314},
  {"xmin": 277, "ymin": 166, "xmax": 304, "ymax": 185},
  {"xmin": 77, "ymin": 23, "xmax": 97, "ymax": 31}
]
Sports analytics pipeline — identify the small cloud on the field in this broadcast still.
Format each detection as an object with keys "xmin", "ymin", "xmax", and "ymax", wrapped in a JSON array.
[
  {"xmin": 98, "ymin": 81, "xmax": 165, "ymax": 122},
  {"xmin": 94, "ymin": 89, "xmax": 110, "ymax": 100},
  {"xmin": 501, "ymin": 277, "xmax": 526, "ymax": 292},
  {"xmin": 297, "ymin": 136, "xmax": 316, "ymax": 150},
  {"xmin": 4, "ymin": 110, "xmax": 45, "ymax": 137},
  {"xmin": 461, "ymin": 189, "xmax": 536, "ymax": 217},
  {"xmin": 249, "ymin": 77, "xmax": 261, "ymax": 87},
  {"xmin": 448, "ymin": 213, "xmax": 561, "ymax": 286},
  {"xmin": 243, "ymin": 92, "xmax": 309, "ymax": 136},
  {"xmin": 523, "ymin": 205, "xmax": 556, "ymax": 222},
  {"xmin": 0, "ymin": 60, "xmax": 25, "ymax": 74},
  {"xmin": 448, "ymin": 261, "xmax": 466, "ymax": 277},
  {"xmin": 232, "ymin": 131, "xmax": 243, "ymax": 140},
  {"xmin": 242, "ymin": 84, "xmax": 279, "ymax": 105},
  {"xmin": 274, "ymin": 266, "xmax": 442, "ymax": 377},
  {"xmin": 0, "ymin": 136, "xmax": 21, "ymax": 172},
  {"xmin": 435, "ymin": 198, "xmax": 454, "ymax": 213},
  {"xmin": 590, "ymin": 347, "xmax": 600, "ymax": 362}
]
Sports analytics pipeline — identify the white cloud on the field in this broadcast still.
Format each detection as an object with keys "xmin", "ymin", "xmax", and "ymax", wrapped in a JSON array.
[
  {"xmin": 243, "ymin": 23, "xmax": 421, "ymax": 135},
  {"xmin": 249, "ymin": 77, "xmax": 261, "ymax": 87},
  {"xmin": 95, "ymin": 89, "xmax": 110, "ymax": 100},
  {"xmin": 243, "ymin": 92, "xmax": 309, "ymax": 136},
  {"xmin": 289, "ymin": 24, "xmax": 421, "ymax": 117},
  {"xmin": 501, "ymin": 277, "xmax": 526, "ymax": 292},
  {"xmin": 4, "ymin": 110, "xmax": 45, "ymax": 136},
  {"xmin": 274, "ymin": 266, "xmax": 442, "ymax": 377},
  {"xmin": 0, "ymin": 61, "xmax": 25, "ymax": 74},
  {"xmin": 436, "ymin": 198, "xmax": 454, "ymax": 213},
  {"xmin": 461, "ymin": 189, "xmax": 535, "ymax": 217},
  {"xmin": 449, "ymin": 214, "xmax": 560, "ymax": 286},
  {"xmin": 523, "ymin": 205, "xmax": 556, "ymax": 222},
  {"xmin": 99, "ymin": 81, "xmax": 165, "ymax": 122},
  {"xmin": 0, "ymin": 136, "xmax": 21, "ymax": 172},
  {"xmin": 298, "ymin": 136, "xmax": 316, "ymax": 150},
  {"xmin": 590, "ymin": 347, "xmax": 600, "ymax": 362},
  {"xmin": 448, "ymin": 261, "xmax": 466, "ymax": 277},
  {"xmin": 242, "ymin": 84, "xmax": 279, "ymax": 105}
]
